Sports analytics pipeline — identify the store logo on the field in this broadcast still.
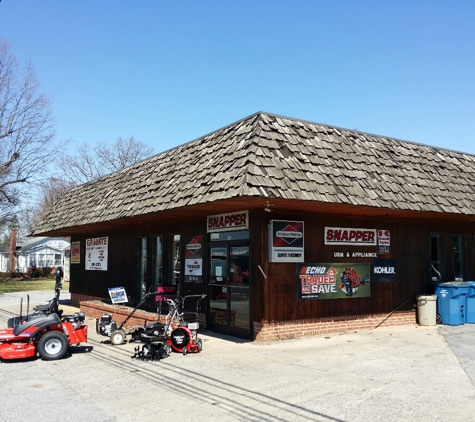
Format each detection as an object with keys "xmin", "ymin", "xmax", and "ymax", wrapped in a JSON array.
[
  {"xmin": 276, "ymin": 225, "xmax": 303, "ymax": 245},
  {"xmin": 186, "ymin": 238, "xmax": 201, "ymax": 254}
]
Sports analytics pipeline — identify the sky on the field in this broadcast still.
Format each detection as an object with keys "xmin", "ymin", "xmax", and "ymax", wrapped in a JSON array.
[{"xmin": 1, "ymin": 1, "xmax": 474, "ymax": 156}]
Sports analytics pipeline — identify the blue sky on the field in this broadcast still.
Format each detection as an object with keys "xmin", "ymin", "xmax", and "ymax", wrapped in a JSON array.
[{"xmin": 1, "ymin": 1, "xmax": 474, "ymax": 155}]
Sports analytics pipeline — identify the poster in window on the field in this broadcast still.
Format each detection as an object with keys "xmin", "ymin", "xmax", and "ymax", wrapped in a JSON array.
[
  {"xmin": 85, "ymin": 237, "xmax": 108, "ymax": 271},
  {"xmin": 185, "ymin": 235, "xmax": 203, "ymax": 282},
  {"xmin": 297, "ymin": 262, "xmax": 371, "ymax": 300},
  {"xmin": 71, "ymin": 241, "xmax": 80, "ymax": 264}
]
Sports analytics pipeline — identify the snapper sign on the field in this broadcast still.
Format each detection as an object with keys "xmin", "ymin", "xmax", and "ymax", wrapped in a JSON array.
[{"xmin": 324, "ymin": 227, "xmax": 377, "ymax": 246}]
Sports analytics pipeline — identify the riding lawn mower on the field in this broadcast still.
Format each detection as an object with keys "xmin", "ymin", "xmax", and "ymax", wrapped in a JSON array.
[{"xmin": 0, "ymin": 277, "xmax": 88, "ymax": 361}]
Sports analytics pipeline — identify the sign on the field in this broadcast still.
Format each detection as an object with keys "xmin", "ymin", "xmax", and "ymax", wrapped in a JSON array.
[
  {"xmin": 86, "ymin": 236, "xmax": 108, "ymax": 271},
  {"xmin": 324, "ymin": 227, "xmax": 377, "ymax": 246},
  {"xmin": 372, "ymin": 258, "xmax": 397, "ymax": 282},
  {"xmin": 185, "ymin": 235, "xmax": 203, "ymax": 282},
  {"xmin": 297, "ymin": 262, "xmax": 370, "ymax": 300},
  {"xmin": 269, "ymin": 220, "xmax": 304, "ymax": 262},
  {"xmin": 71, "ymin": 241, "xmax": 80, "ymax": 264},
  {"xmin": 155, "ymin": 285, "xmax": 177, "ymax": 302},
  {"xmin": 378, "ymin": 230, "xmax": 391, "ymax": 254},
  {"xmin": 108, "ymin": 286, "xmax": 127, "ymax": 304},
  {"xmin": 207, "ymin": 211, "xmax": 249, "ymax": 233}
]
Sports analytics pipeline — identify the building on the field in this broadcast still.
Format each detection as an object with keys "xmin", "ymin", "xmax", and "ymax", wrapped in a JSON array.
[{"xmin": 31, "ymin": 112, "xmax": 475, "ymax": 340}]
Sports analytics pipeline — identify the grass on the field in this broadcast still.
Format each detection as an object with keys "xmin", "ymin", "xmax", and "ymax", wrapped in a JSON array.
[{"xmin": 0, "ymin": 273, "xmax": 60, "ymax": 295}]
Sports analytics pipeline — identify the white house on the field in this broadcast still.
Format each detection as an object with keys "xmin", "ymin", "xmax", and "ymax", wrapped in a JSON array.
[{"xmin": 16, "ymin": 237, "xmax": 70, "ymax": 275}]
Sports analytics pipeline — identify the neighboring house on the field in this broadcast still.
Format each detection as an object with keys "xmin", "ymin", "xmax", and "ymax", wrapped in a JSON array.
[
  {"xmin": 0, "ymin": 246, "xmax": 10, "ymax": 272},
  {"xmin": 30, "ymin": 112, "xmax": 475, "ymax": 341},
  {"xmin": 16, "ymin": 237, "xmax": 70, "ymax": 274}
]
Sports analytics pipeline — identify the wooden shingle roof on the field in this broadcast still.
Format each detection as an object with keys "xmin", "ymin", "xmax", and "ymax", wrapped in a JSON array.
[{"xmin": 32, "ymin": 112, "xmax": 475, "ymax": 235}]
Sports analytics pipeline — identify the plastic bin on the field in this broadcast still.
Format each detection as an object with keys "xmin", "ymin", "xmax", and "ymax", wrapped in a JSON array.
[
  {"xmin": 466, "ymin": 282, "xmax": 475, "ymax": 323},
  {"xmin": 435, "ymin": 282, "xmax": 468, "ymax": 326},
  {"xmin": 416, "ymin": 295, "xmax": 437, "ymax": 326}
]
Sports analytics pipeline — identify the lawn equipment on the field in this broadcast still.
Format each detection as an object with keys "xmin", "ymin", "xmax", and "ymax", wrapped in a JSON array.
[
  {"xmin": 0, "ymin": 286, "xmax": 88, "ymax": 361},
  {"xmin": 131, "ymin": 294, "xmax": 206, "ymax": 360}
]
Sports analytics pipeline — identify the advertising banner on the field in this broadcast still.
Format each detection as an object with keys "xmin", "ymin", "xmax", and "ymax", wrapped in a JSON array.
[
  {"xmin": 85, "ymin": 236, "xmax": 108, "ymax": 271},
  {"xmin": 297, "ymin": 262, "xmax": 371, "ymax": 300},
  {"xmin": 71, "ymin": 241, "xmax": 80, "ymax": 264},
  {"xmin": 269, "ymin": 220, "xmax": 304, "ymax": 262},
  {"xmin": 185, "ymin": 235, "xmax": 203, "ymax": 282},
  {"xmin": 372, "ymin": 258, "xmax": 397, "ymax": 282}
]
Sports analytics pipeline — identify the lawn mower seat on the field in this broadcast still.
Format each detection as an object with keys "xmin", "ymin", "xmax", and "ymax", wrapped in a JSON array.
[
  {"xmin": 13, "ymin": 312, "xmax": 61, "ymax": 336},
  {"xmin": 33, "ymin": 297, "xmax": 59, "ymax": 315}
]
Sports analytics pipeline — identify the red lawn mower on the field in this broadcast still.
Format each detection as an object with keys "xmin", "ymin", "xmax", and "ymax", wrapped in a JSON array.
[{"xmin": 0, "ymin": 280, "xmax": 88, "ymax": 361}]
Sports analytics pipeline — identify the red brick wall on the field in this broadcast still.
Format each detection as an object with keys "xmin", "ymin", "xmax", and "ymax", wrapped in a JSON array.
[{"xmin": 253, "ymin": 310, "xmax": 417, "ymax": 341}]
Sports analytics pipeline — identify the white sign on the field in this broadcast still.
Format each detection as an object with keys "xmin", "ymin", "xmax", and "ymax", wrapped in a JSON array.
[
  {"xmin": 86, "ymin": 236, "xmax": 108, "ymax": 271},
  {"xmin": 108, "ymin": 286, "xmax": 127, "ymax": 304},
  {"xmin": 207, "ymin": 211, "xmax": 249, "ymax": 233},
  {"xmin": 185, "ymin": 258, "xmax": 203, "ymax": 276},
  {"xmin": 269, "ymin": 220, "xmax": 304, "ymax": 263}
]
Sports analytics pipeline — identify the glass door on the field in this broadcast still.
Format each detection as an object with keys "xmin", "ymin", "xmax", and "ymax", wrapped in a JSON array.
[{"xmin": 208, "ymin": 243, "xmax": 250, "ymax": 338}]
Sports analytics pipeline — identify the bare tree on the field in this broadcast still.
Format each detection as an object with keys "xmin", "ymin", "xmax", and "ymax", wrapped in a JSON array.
[
  {"xmin": 59, "ymin": 136, "xmax": 154, "ymax": 185},
  {"xmin": 0, "ymin": 38, "xmax": 57, "ymax": 222}
]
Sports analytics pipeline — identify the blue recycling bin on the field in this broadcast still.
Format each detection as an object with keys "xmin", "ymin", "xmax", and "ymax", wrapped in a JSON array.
[
  {"xmin": 466, "ymin": 282, "xmax": 475, "ymax": 323},
  {"xmin": 435, "ymin": 282, "xmax": 468, "ymax": 326}
]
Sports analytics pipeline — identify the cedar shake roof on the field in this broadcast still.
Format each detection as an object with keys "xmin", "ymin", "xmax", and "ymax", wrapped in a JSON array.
[{"xmin": 32, "ymin": 112, "xmax": 475, "ymax": 235}]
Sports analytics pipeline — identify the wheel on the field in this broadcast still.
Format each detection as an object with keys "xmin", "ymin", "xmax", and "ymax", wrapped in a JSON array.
[
  {"xmin": 110, "ymin": 329, "xmax": 126, "ymax": 345},
  {"xmin": 195, "ymin": 337, "xmax": 203, "ymax": 352},
  {"xmin": 37, "ymin": 331, "xmax": 68, "ymax": 361},
  {"xmin": 436, "ymin": 314, "xmax": 442, "ymax": 325}
]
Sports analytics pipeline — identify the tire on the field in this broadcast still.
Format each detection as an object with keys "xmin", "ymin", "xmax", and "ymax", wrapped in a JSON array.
[
  {"xmin": 110, "ymin": 329, "xmax": 126, "ymax": 345},
  {"xmin": 195, "ymin": 337, "xmax": 203, "ymax": 352},
  {"xmin": 37, "ymin": 331, "xmax": 68, "ymax": 361},
  {"xmin": 436, "ymin": 314, "xmax": 442, "ymax": 325}
]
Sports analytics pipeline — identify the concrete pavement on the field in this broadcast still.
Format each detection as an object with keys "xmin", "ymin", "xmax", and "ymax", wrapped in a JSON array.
[{"xmin": 1, "ymin": 290, "xmax": 475, "ymax": 422}]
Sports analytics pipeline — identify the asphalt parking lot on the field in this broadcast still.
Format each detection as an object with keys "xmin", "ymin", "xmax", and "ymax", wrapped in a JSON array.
[{"xmin": 1, "ymin": 290, "xmax": 475, "ymax": 422}]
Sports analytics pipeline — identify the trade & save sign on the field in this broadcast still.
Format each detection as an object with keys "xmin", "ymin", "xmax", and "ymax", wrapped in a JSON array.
[
  {"xmin": 297, "ymin": 262, "xmax": 370, "ymax": 300},
  {"xmin": 269, "ymin": 220, "xmax": 304, "ymax": 262},
  {"xmin": 86, "ymin": 236, "xmax": 108, "ymax": 271},
  {"xmin": 325, "ymin": 227, "xmax": 377, "ymax": 246}
]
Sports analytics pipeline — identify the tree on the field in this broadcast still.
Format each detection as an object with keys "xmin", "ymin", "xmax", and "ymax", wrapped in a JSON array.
[
  {"xmin": 59, "ymin": 136, "xmax": 154, "ymax": 185},
  {"xmin": 0, "ymin": 38, "xmax": 57, "ymax": 223}
]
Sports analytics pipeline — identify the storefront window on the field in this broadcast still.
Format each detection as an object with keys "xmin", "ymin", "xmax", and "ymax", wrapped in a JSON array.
[
  {"xmin": 139, "ymin": 237, "xmax": 147, "ymax": 299},
  {"xmin": 153, "ymin": 235, "xmax": 163, "ymax": 287},
  {"xmin": 170, "ymin": 234, "xmax": 181, "ymax": 285},
  {"xmin": 453, "ymin": 235, "xmax": 466, "ymax": 281},
  {"xmin": 430, "ymin": 234, "xmax": 444, "ymax": 282}
]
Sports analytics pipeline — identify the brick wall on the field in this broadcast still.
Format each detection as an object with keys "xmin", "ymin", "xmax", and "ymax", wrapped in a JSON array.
[{"xmin": 253, "ymin": 310, "xmax": 417, "ymax": 342}]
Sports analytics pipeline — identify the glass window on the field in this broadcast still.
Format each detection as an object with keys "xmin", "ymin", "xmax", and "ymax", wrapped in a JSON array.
[
  {"xmin": 170, "ymin": 234, "xmax": 181, "ymax": 285},
  {"xmin": 453, "ymin": 235, "xmax": 466, "ymax": 281},
  {"xmin": 139, "ymin": 237, "xmax": 147, "ymax": 298},
  {"xmin": 153, "ymin": 235, "xmax": 163, "ymax": 287},
  {"xmin": 430, "ymin": 234, "xmax": 444, "ymax": 282},
  {"xmin": 54, "ymin": 254, "xmax": 62, "ymax": 266},
  {"xmin": 29, "ymin": 254, "xmax": 37, "ymax": 266},
  {"xmin": 230, "ymin": 246, "xmax": 250, "ymax": 285},
  {"xmin": 210, "ymin": 247, "xmax": 228, "ymax": 284},
  {"xmin": 38, "ymin": 254, "xmax": 46, "ymax": 267}
]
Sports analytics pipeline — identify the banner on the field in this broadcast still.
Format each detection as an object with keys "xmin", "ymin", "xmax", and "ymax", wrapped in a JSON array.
[
  {"xmin": 108, "ymin": 286, "xmax": 127, "ymax": 304},
  {"xmin": 185, "ymin": 235, "xmax": 203, "ymax": 282},
  {"xmin": 297, "ymin": 262, "xmax": 371, "ymax": 300},
  {"xmin": 71, "ymin": 241, "xmax": 80, "ymax": 264}
]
